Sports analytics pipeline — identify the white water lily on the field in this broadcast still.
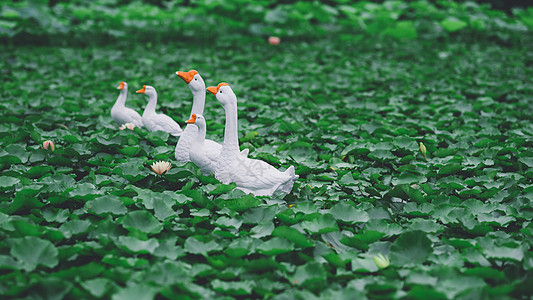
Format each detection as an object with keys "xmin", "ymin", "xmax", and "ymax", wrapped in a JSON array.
[
  {"xmin": 373, "ymin": 253, "xmax": 390, "ymax": 269},
  {"xmin": 151, "ymin": 161, "xmax": 171, "ymax": 175},
  {"xmin": 119, "ymin": 122, "xmax": 135, "ymax": 130}
]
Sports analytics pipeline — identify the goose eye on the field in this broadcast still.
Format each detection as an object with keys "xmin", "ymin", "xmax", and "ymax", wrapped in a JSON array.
[{"xmin": 195, "ymin": 78, "xmax": 197, "ymax": 81}]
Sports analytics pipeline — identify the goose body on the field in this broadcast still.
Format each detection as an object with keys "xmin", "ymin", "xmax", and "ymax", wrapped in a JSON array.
[
  {"xmin": 174, "ymin": 70, "xmax": 247, "ymax": 163},
  {"xmin": 185, "ymin": 114, "xmax": 221, "ymax": 174},
  {"xmin": 111, "ymin": 82, "xmax": 143, "ymax": 127},
  {"xmin": 138, "ymin": 85, "xmax": 183, "ymax": 136},
  {"xmin": 208, "ymin": 83, "xmax": 298, "ymax": 196},
  {"xmin": 176, "ymin": 125, "xmax": 223, "ymax": 163}
]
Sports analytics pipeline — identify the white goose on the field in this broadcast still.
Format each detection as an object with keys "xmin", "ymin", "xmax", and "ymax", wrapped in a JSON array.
[
  {"xmin": 137, "ymin": 85, "xmax": 183, "ymax": 137},
  {"xmin": 185, "ymin": 114, "xmax": 220, "ymax": 174},
  {"xmin": 111, "ymin": 81, "xmax": 143, "ymax": 128},
  {"xmin": 207, "ymin": 83, "xmax": 298, "ymax": 196},
  {"xmin": 174, "ymin": 70, "xmax": 248, "ymax": 163}
]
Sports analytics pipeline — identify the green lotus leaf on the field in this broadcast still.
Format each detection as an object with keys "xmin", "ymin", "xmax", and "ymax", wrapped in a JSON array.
[
  {"xmin": 211, "ymin": 279, "xmax": 254, "ymax": 296},
  {"xmin": 81, "ymin": 278, "xmax": 114, "ymax": 298},
  {"xmin": 390, "ymin": 231, "xmax": 432, "ymax": 266},
  {"xmin": 225, "ymin": 237, "xmax": 260, "ymax": 258},
  {"xmin": 121, "ymin": 210, "xmax": 163, "ymax": 235},
  {"xmin": 300, "ymin": 214, "xmax": 339, "ymax": 234},
  {"xmin": 184, "ymin": 236, "xmax": 222, "ymax": 256},
  {"xmin": 329, "ymin": 202, "xmax": 369, "ymax": 224},
  {"xmin": 215, "ymin": 216, "xmax": 243, "ymax": 230},
  {"xmin": 10, "ymin": 236, "xmax": 58, "ymax": 271},
  {"xmin": 59, "ymin": 219, "xmax": 92, "ymax": 238},
  {"xmin": 115, "ymin": 236, "xmax": 159, "ymax": 254},
  {"xmin": 0, "ymin": 175, "xmax": 20, "ymax": 188},
  {"xmin": 112, "ymin": 283, "xmax": 158, "ymax": 300},
  {"xmin": 288, "ymin": 262, "xmax": 327, "ymax": 287},
  {"xmin": 242, "ymin": 206, "xmax": 278, "ymax": 224},
  {"xmin": 272, "ymin": 226, "xmax": 314, "ymax": 248},
  {"xmin": 256, "ymin": 237, "xmax": 295, "ymax": 255},
  {"xmin": 250, "ymin": 222, "xmax": 275, "ymax": 238},
  {"xmin": 87, "ymin": 195, "xmax": 127, "ymax": 215},
  {"xmin": 351, "ymin": 256, "xmax": 379, "ymax": 273}
]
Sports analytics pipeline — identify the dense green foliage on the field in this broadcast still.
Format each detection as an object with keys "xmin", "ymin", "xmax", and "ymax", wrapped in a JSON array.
[
  {"xmin": 2, "ymin": 35, "xmax": 532, "ymax": 299},
  {"xmin": 1, "ymin": 0, "xmax": 533, "ymax": 299},
  {"xmin": 1, "ymin": 0, "xmax": 533, "ymax": 44}
]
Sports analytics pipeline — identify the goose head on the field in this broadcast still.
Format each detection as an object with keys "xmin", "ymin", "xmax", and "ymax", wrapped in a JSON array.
[
  {"xmin": 117, "ymin": 81, "xmax": 127, "ymax": 90},
  {"xmin": 186, "ymin": 113, "xmax": 206, "ymax": 129},
  {"xmin": 207, "ymin": 83, "xmax": 236, "ymax": 107},
  {"xmin": 136, "ymin": 85, "xmax": 157, "ymax": 96},
  {"xmin": 176, "ymin": 70, "xmax": 205, "ymax": 92}
]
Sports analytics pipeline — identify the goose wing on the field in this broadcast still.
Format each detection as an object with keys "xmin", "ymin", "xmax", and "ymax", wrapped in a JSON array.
[
  {"xmin": 154, "ymin": 114, "xmax": 183, "ymax": 135},
  {"xmin": 123, "ymin": 107, "xmax": 143, "ymax": 127},
  {"xmin": 229, "ymin": 156, "xmax": 292, "ymax": 191}
]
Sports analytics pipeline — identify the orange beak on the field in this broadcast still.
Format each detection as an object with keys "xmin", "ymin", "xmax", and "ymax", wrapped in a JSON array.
[
  {"xmin": 186, "ymin": 114, "xmax": 197, "ymax": 124},
  {"xmin": 176, "ymin": 70, "xmax": 198, "ymax": 84},
  {"xmin": 136, "ymin": 85, "xmax": 146, "ymax": 94},
  {"xmin": 206, "ymin": 86, "xmax": 217, "ymax": 95},
  {"xmin": 206, "ymin": 82, "xmax": 229, "ymax": 95},
  {"xmin": 118, "ymin": 82, "xmax": 125, "ymax": 90}
]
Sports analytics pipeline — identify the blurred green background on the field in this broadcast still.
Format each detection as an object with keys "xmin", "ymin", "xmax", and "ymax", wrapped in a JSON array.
[{"xmin": 1, "ymin": 0, "xmax": 532, "ymax": 45}]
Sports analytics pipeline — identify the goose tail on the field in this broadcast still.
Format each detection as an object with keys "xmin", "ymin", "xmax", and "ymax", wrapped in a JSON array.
[
  {"xmin": 276, "ymin": 165, "xmax": 298, "ymax": 194},
  {"xmin": 285, "ymin": 165, "xmax": 298, "ymax": 179},
  {"xmin": 171, "ymin": 128, "xmax": 184, "ymax": 137}
]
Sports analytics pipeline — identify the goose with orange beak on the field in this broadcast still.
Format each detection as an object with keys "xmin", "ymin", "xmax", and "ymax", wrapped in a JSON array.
[
  {"xmin": 184, "ymin": 113, "xmax": 221, "ymax": 174},
  {"xmin": 111, "ymin": 81, "xmax": 143, "ymax": 128},
  {"xmin": 207, "ymin": 83, "xmax": 298, "ymax": 196},
  {"xmin": 137, "ymin": 85, "xmax": 183, "ymax": 137},
  {"xmin": 175, "ymin": 70, "xmax": 248, "ymax": 164},
  {"xmin": 175, "ymin": 70, "xmax": 214, "ymax": 162}
]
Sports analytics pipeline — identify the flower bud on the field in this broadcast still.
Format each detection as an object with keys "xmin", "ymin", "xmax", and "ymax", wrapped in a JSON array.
[
  {"xmin": 419, "ymin": 142, "xmax": 427, "ymax": 160},
  {"xmin": 43, "ymin": 140, "xmax": 55, "ymax": 151},
  {"xmin": 373, "ymin": 253, "xmax": 390, "ymax": 269},
  {"xmin": 268, "ymin": 36, "xmax": 280, "ymax": 45}
]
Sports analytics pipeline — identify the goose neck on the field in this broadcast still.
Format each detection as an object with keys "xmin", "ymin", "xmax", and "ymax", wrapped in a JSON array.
[
  {"xmin": 190, "ymin": 89, "xmax": 205, "ymax": 116},
  {"xmin": 144, "ymin": 92, "xmax": 157, "ymax": 115},
  {"xmin": 115, "ymin": 88, "xmax": 127, "ymax": 107},
  {"xmin": 223, "ymin": 102, "xmax": 239, "ymax": 149},
  {"xmin": 196, "ymin": 123, "xmax": 206, "ymax": 144}
]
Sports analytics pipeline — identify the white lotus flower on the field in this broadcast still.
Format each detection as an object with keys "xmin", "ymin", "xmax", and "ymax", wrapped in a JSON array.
[
  {"xmin": 151, "ymin": 161, "xmax": 171, "ymax": 175},
  {"xmin": 119, "ymin": 123, "xmax": 135, "ymax": 130}
]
